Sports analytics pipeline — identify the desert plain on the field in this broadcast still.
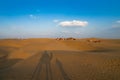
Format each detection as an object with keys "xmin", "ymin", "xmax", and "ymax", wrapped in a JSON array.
[{"xmin": 0, "ymin": 38, "xmax": 120, "ymax": 80}]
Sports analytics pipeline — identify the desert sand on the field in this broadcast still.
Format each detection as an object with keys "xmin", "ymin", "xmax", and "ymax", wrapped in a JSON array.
[{"xmin": 0, "ymin": 38, "xmax": 120, "ymax": 80}]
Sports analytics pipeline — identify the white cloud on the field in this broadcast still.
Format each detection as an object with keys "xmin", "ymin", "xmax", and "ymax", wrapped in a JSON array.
[{"xmin": 59, "ymin": 20, "xmax": 88, "ymax": 27}]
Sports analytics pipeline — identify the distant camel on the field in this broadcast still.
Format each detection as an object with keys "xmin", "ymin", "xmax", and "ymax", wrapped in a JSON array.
[
  {"xmin": 56, "ymin": 38, "xmax": 65, "ymax": 40},
  {"xmin": 87, "ymin": 39, "xmax": 101, "ymax": 43},
  {"xmin": 56, "ymin": 37, "xmax": 76, "ymax": 40},
  {"xmin": 66, "ymin": 37, "xmax": 76, "ymax": 40}
]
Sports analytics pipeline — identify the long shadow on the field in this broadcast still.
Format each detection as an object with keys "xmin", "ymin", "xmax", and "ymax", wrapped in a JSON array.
[
  {"xmin": 31, "ymin": 51, "xmax": 53, "ymax": 80},
  {"xmin": 87, "ymin": 49, "xmax": 116, "ymax": 53},
  {"xmin": 0, "ymin": 59, "xmax": 22, "ymax": 80},
  {"xmin": 0, "ymin": 59, "xmax": 22, "ymax": 70},
  {"xmin": 0, "ymin": 47, "xmax": 22, "ymax": 71},
  {"xmin": 56, "ymin": 59, "xmax": 71, "ymax": 80},
  {"xmin": 0, "ymin": 48, "xmax": 9, "ymax": 54},
  {"xmin": 0, "ymin": 46, "xmax": 19, "ymax": 53}
]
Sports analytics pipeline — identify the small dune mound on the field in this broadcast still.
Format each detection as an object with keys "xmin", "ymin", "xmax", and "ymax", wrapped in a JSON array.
[{"xmin": 60, "ymin": 40, "xmax": 96, "ymax": 51}]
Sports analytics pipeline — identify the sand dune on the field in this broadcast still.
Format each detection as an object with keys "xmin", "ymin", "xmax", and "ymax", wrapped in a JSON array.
[{"xmin": 0, "ymin": 38, "xmax": 120, "ymax": 80}]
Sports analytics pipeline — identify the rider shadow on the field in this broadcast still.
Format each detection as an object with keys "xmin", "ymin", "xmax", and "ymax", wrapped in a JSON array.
[
  {"xmin": 56, "ymin": 59, "xmax": 71, "ymax": 80},
  {"xmin": 31, "ymin": 51, "xmax": 53, "ymax": 80}
]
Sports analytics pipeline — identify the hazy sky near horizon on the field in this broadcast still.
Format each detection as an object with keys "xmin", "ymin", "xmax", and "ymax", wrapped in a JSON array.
[{"xmin": 0, "ymin": 0, "xmax": 120, "ymax": 38}]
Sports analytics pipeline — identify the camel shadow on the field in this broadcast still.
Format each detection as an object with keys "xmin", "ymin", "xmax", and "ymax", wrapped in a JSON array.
[{"xmin": 56, "ymin": 59, "xmax": 71, "ymax": 80}]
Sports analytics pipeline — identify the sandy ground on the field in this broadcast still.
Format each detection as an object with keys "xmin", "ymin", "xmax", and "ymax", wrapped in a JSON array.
[{"xmin": 0, "ymin": 38, "xmax": 120, "ymax": 80}]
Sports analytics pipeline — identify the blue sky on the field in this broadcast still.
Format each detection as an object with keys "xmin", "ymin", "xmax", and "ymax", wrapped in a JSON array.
[{"xmin": 0, "ymin": 0, "xmax": 120, "ymax": 38}]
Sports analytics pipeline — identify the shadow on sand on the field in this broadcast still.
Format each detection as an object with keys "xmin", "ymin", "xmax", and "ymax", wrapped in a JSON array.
[
  {"xmin": 0, "ymin": 59, "xmax": 22, "ymax": 80},
  {"xmin": 31, "ymin": 50, "xmax": 71, "ymax": 80},
  {"xmin": 31, "ymin": 51, "xmax": 53, "ymax": 80},
  {"xmin": 56, "ymin": 59, "xmax": 71, "ymax": 80},
  {"xmin": 88, "ymin": 49, "xmax": 116, "ymax": 53},
  {"xmin": 0, "ymin": 59, "xmax": 22, "ymax": 71},
  {"xmin": 0, "ymin": 47, "xmax": 22, "ymax": 71}
]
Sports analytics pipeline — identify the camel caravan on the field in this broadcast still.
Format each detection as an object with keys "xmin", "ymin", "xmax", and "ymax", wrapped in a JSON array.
[
  {"xmin": 56, "ymin": 37, "xmax": 76, "ymax": 40},
  {"xmin": 56, "ymin": 37, "xmax": 101, "ymax": 43},
  {"xmin": 87, "ymin": 38, "xmax": 101, "ymax": 43}
]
